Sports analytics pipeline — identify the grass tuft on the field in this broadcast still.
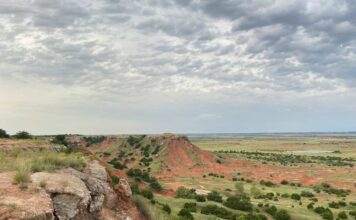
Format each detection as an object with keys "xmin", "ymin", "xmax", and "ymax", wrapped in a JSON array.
[{"xmin": 13, "ymin": 167, "xmax": 30, "ymax": 185}]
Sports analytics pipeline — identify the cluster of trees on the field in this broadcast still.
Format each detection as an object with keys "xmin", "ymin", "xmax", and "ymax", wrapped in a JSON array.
[
  {"xmin": 264, "ymin": 205, "xmax": 291, "ymax": 220},
  {"xmin": 313, "ymin": 183, "xmax": 350, "ymax": 197},
  {"xmin": 126, "ymin": 135, "xmax": 146, "ymax": 147},
  {"xmin": 175, "ymin": 186, "xmax": 266, "ymax": 219},
  {"xmin": 51, "ymin": 135, "xmax": 68, "ymax": 146},
  {"xmin": 108, "ymin": 158, "xmax": 127, "ymax": 170},
  {"xmin": 127, "ymin": 168, "xmax": 162, "ymax": 191},
  {"xmin": 0, "ymin": 129, "xmax": 10, "ymax": 138},
  {"xmin": 224, "ymin": 194, "xmax": 253, "ymax": 211},
  {"xmin": 175, "ymin": 187, "xmax": 199, "ymax": 199},
  {"xmin": 83, "ymin": 136, "xmax": 106, "ymax": 147},
  {"xmin": 314, "ymin": 206, "xmax": 334, "ymax": 220},
  {"xmin": 328, "ymin": 201, "xmax": 347, "ymax": 209},
  {"xmin": 0, "ymin": 129, "xmax": 32, "ymax": 139}
]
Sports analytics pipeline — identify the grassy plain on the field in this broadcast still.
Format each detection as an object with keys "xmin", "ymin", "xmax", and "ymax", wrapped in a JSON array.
[
  {"xmin": 190, "ymin": 136, "xmax": 356, "ymax": 153},
  {"xmin": 152, "ymin": 135, "xmax": 356, "ymax": 220}
]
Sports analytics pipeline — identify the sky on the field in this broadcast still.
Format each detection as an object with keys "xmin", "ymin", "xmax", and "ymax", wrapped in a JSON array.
[{"xmin": 1, "ymin": 0, "xmax": 356, "ymax": 135}]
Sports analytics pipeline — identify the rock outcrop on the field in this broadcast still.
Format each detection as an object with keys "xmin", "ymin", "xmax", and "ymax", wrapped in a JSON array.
[{"xmin": 0, "ymin": 160, "xmax": 134, "ymax": 220}]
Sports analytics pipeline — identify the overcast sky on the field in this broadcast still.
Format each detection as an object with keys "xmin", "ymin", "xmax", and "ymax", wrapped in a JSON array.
[{"xmin": 1, "ymin": 0, "xmax": 356, "ymax": 135}]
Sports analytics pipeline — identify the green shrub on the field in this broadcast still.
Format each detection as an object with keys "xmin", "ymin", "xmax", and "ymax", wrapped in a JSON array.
[
  {"xmin": 274, "ymin": 210, "xmax": 291, "ymax": 220},
  {"xmin": 111, "ymin": 175, "xmax": 120, "ymax": 186},
  {"xmin": 290, "ymin": 193, "xmax": 301, "ymax": 200},
  {"xmin": 178, "ymin": 208, "xmax": 194, "ymax": 220},
  {"xmin": 338, "ymin": 211, "xmax": 347, "ymax": 219},
  {"xmin": 176, "ymin": 187, "xmax": 196, "ymax": 199},
  {"xmin": 162, "ymin": 204, "xmax": 171, "ymax": 214},
  {"xmin": 349, "ymin": 211, "xmax": 356, "ymax": 217},
  {"xmin": 260, "ymin": 180, "xmax": 275, "ymax": 187},
  {"xmin": 130, "ymin": 182, "xmax": 140, "ymax": 194},
  {"xmin": 301, "ymin": 191, "xmax": 314, "ymax": 198},
  {"xmin": 141, "ymin": 189, "xmax": 154, "ymax": 200},
  {"xmin": 313, "ymin": 183, "xmax": 350, "ymax": 197},
  {"xmin": 314, "ymin": 207, "xmax": 334, "ymax": 220},
  {"xmin": 207, "ymin": 191, "xmax": 223, "ymax": 203},
  {"xmin": 149, "ymin": 178, "xmax": 162, "ymax": 191},
  {"xmin": 328, "ymin": 201, "xmax": 347, "ymax": 209},
  {"xmin": 184, "ymin": 203, "xmax": 197, "ymax": 212},
  {"xmin": 0, "ymin": 129, "xmax": 9, "ymax": 138},
  {"xmin": 265, "ymin": 205, "xmax": 277, "ymax": 216},
  {"xmin": 201, "ymin": 205, "xmax": 232, "ymax": 219},
  {"xmin": 83, "ymin": 136, "xmax": 106, "ymax": 147},
  {"xmin": 195, "ymin": 195, "xmax": 206, "ymax": 202},
  {"xmin": 280, "ymin": 180, "xmax": 289, "ymax": 185},
  {"xmin": 223, "ymin": 195, "xmax": 253, "ymax": 211},
  {"xmin": 307, "ymin": 202, "xmax": 314, "ymax": 209}
]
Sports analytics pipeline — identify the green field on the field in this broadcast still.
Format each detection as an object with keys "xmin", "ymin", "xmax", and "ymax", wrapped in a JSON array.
[{"xmin": 190, "ymin": 136, "xmax": 356, "ymax": 153}]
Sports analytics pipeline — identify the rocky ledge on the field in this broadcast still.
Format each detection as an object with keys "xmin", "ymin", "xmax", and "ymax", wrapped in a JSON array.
[{"xmin": 0, "ymin": 160, "xmax": 133, "ymax": 220}]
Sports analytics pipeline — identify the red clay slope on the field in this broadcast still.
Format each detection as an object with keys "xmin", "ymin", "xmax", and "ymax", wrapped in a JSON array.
[{"xmin": 156, "ymin": 134, "xmax": 226, "ymax": 178}]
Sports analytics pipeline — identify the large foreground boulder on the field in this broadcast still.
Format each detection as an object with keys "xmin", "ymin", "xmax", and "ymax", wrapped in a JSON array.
[
  {"xmin": 0, "ymin": 160, "xmax": 135, "ymax": 220},
  {"xmin": 31, "ymin": 172, "xmax": 92, "ymax": 220}
]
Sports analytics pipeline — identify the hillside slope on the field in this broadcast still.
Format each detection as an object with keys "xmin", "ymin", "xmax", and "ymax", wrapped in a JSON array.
[{"xmin": 81, "ymin": 134, "xmax": 223, "ymax": 178}]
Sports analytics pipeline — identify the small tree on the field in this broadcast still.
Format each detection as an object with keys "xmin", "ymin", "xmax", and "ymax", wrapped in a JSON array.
[
  {"xmin": 0, "ymin": 129, "xmax": 9, "ymax": 138},
  {"xmin": 51, "ymin": 135, "xmax": 68, "ymax": 146},
  {"xmin": 13, "ymin": 131, "xmax": 32, "ymax": 139},
  {"xmin": 162, "ymin": 204, "xmax": 171, "ymax": 214},
  {"xmin": 141, "ymin": 189, "xmax": 154, "ymax": 200},
  {"xmin": 291, "ymin": 193, "xmax": 301, "ymax": 200}
]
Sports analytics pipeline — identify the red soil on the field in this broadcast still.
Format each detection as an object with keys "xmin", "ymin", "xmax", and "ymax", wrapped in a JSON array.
[{"xmin": 81, "ymin": 135, "xmax": 356, "ymax": 196}]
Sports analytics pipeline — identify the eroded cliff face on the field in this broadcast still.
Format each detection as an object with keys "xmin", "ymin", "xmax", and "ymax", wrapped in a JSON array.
[{"xmin": 0, "ymin": 160, "xmax": 135, "ymax": 220}]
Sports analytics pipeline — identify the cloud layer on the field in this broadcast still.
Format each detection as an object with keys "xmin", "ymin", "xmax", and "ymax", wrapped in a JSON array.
[{"xmin": 1, "ymin": 0, "xmax": 356, "ymax": 134}]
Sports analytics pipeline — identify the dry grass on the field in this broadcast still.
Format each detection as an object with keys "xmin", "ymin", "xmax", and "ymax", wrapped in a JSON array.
[
  {"xmin": 0, "ymin": 150, "xmax": 86, "ymax": 173},
  {"xmin": 13, "ymin": 167, "xmax": 30, "ymax": 185}
]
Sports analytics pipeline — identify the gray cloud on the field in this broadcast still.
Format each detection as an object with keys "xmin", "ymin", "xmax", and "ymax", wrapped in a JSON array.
[{"xmin": 1, "ymin": 0, "xmax": 356, "ymax": 133}]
